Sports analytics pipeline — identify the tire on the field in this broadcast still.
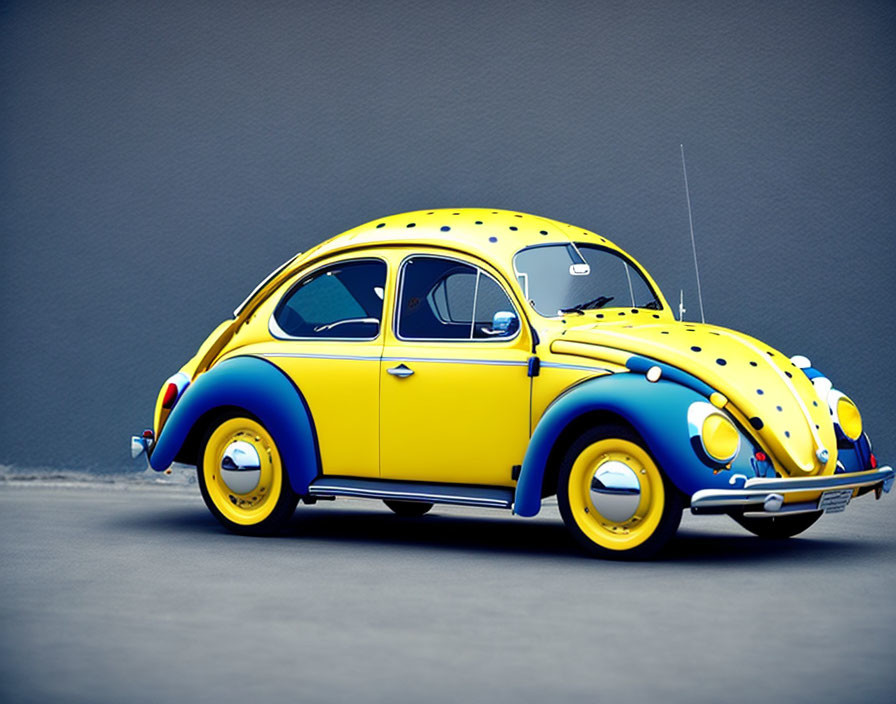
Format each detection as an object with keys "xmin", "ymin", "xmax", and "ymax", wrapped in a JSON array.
[
  {"xmin": 731, "ymin": 511, "xmax": 822, "ymax": 539},
  {"xmin": 383, "ymin": 500, "xmax": 433, "ymax": 517},
  {"xmin": 197, "ymin": 415, "xmax": 299, "ymax": 536},
  {"xmin": 557, "ymin": 425, "xmax": 683, "ymax": 560}
]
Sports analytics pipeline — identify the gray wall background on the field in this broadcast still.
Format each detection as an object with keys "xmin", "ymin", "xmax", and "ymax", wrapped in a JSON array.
[{"xmin": 1, "ymin": 1, "xmax": 894, "ymax": 473}]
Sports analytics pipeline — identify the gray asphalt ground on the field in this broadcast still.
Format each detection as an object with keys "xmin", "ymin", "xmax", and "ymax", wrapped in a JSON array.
[{"xmin": 1, "ymin": 479, "xmax": 894, "ymax": 704}]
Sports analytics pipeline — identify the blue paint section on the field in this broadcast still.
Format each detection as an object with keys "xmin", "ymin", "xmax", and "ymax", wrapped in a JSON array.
[
  {"xmin": 149, "ymin": 356, "xmax": 319, "ymax": 494},
  {"xmin": 513, "ymin": 373, "xmax": 757, "ymax": 517}
]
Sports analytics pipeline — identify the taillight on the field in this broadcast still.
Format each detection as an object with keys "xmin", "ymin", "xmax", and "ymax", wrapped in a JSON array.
[
  {"xmin": 754, "ymin": 451, "xmax": 767, "ymax": 462},
  {"xmin": 162, "ymin": 383, "xmax": 179, "ymax": 409},
  {"xmin": 870, "ymin": 453, "xmax": 878, "ymax": 469}
]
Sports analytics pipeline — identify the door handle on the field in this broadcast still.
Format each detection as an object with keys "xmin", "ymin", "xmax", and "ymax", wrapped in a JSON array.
[{"xmin": 387, "ymin": 364, "xmax": 414, "ymax": 378}]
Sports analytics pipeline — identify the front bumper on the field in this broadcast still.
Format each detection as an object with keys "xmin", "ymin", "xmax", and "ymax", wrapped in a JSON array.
[{"xmin": 690, "ymin": 466, "xmax": 894, "ymax": 516}]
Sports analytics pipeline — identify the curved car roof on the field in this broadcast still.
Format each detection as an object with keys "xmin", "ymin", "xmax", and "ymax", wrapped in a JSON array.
[{"xmin": 295, "ymin": 207, "xmax": 627, "ymax": 281}]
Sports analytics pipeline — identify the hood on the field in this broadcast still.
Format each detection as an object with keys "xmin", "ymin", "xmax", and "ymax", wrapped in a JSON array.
[{"xmin": 551, "ymin": 320, "xmax": 837, "ymax": 476}]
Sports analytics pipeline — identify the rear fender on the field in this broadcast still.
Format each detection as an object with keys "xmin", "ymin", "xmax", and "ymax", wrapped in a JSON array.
[{"xmin": 149, "ymin": 356, "xmax": 319, "ymax": 494}]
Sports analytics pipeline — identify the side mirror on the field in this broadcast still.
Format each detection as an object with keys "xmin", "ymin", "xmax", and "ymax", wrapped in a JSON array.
[{"xmin": 492, "ymin": 310, "xmax": 516, "ymax": 333}]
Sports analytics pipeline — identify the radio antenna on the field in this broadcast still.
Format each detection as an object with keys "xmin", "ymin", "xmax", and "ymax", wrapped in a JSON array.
[{"xmin": 680, "ymin": 144, "xmax": 705, "ymax": 324}]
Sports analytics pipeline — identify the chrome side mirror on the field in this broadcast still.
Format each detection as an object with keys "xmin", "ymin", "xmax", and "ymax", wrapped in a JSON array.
[{"xmin": 492, "ymin": 310, "xmax": 516, "ymax": 333}]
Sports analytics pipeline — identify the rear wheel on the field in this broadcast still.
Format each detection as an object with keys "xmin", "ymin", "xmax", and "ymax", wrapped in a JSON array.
[
  {"xmin": 197, "ymin": 415, "xmax": 298, "ymax": 535},
  {"xmin": 557, "ymin": 425, "xmax": 683, "ymax": 560},
  {"xmin": 383, "ymin": 500, "xmax": 433, "ymax": 517},
  {"xmin": 731, "ymin": 511, "xmax": 822, "ymax": 539}
]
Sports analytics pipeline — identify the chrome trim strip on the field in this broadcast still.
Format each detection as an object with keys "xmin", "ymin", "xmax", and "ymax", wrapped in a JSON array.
[
  {"xmin": 380, "ymin": 356, "xmax": 527, "ymax": 367},
  {"xmin": 540, "ymin": 361, "xmax": 611, "ymax": 373},
  {"xmin": 690, "ymin": 466, "xmax": 893, "ymax": 513},
  {"xmin": 308, "ymin": 484, "xmax": 513, "ymax": 508},
  {"xmin": 258, "ymin": 352, "xmax": 380, "ymax": 362}
]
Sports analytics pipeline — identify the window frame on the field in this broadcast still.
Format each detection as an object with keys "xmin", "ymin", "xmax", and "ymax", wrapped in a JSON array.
[
  {"xmin": 393, "ymin": 253, "xmax": 522, "ymax": 344},
  {"xmin": 268, "ymin": 256, "xmax": 388, "ymax": 342}
]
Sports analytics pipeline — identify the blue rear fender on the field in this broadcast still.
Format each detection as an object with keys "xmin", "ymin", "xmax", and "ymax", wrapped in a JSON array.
[
  {"xmin": 513, "ymin": 373, "xmax": 757, "ymax": 517},
  {"xmin": 149, "ymin": 356, "xmax": 319, "ymax": 495}
]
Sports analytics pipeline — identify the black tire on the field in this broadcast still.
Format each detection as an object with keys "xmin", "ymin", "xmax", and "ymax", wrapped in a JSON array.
[
  {"xmin": 197, "ymin": 414, "xmax": 299, "ymax": 536},
  {"xmin": 731, "ymin": 511, "xmax": 822, "ymax": 539},
  {"xmin": 383, "ymin": 499, "xmax": 434, "ymax": 517},
  {"xmin": 557, "ymin": 425, "xmax": 683, "ymax": 560}
]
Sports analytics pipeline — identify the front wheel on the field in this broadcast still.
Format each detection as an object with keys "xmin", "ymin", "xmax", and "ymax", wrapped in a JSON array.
[
  {"xmin": 731, "ymin": 511, "xmax": 822, "ymax": 539},
  {"xmin": 557, "ymin": 426, "xmax": 683, "ymax": 560},
  {"xmin": 197, "ymin": 415, "xmax": 299, "ymax": 535}
]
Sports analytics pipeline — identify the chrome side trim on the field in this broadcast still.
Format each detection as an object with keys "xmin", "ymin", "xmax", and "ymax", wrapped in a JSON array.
[
  {"xmin": 307, "ymin": 477, "xmax": 514, "ymax": 509},
  {"xmin": 690, "ymin": 466, "xmax": 893, "ymax": 514},
  {"xmin": 381, "ymin": 356, "xmax": 527, "ymax": 367},
  {"xmin": 258, "ymin": 352, "xmax": 380, "ymax": 362},
  {"xmin": 540, "ymin": 361, "xmax": 611, "ymax": 373}
]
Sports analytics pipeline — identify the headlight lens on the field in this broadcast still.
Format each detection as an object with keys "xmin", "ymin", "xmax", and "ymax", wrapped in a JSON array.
[
  {"xmin": 702, "ymin": 414, "xmax": 740, "ymax": 462},
  {"xmin": 834, "ymin": 395, "xmax": 862, "ymax": 441},
  {"xmin": 688, "ymin": 401, "xmax": 741, "ymax": 465}
]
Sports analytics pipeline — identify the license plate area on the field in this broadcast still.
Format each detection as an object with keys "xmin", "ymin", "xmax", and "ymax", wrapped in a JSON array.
[{"xmin": 818, "ymin": 489, "xmax": 853, "ymax": 513}]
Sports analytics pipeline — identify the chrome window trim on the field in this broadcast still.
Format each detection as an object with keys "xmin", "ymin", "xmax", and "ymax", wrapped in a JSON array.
[
  {"xmin": 393, "ymin": 253, "xmax": 522, "ymax": 344},
  {"xmin": 257, "ymin": 352, "xmax": 528, "ymax": 367},
  {"xmin": 269, "ymin": 257, "xmax": 388, "ymax": 342}
]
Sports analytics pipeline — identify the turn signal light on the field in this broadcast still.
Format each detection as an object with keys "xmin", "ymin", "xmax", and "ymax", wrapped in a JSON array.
[
  {"xmin": 161, "ymin": 383, "xmax": 178, "ymax": 409},
  {"xmin": 870, "ymin": 453, "xmax": 878, "ymax": 469},
  {"xmin": 754, "ymin": 451, "xmax": 767, "ymax": 462}
]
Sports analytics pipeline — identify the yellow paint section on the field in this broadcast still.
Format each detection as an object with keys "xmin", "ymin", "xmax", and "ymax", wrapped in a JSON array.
[
  {"xmin": 567, "ymin": 438, "xmax": 664, "ymax": 551},
  {"xmin": 201, "ymin": 417, "xmax": 283, "ymax": 525},
  {"xmin": 702, "ymin": 414, "xmax": 739, "ymax": 462},
  {"xmin": 557, "ymin": 320, "xmax": 837, "ymax": 477}
]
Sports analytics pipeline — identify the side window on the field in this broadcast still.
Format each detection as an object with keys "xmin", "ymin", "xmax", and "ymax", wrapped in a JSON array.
[
  {"xmin": 273, "ymin": 259, "xmax": 387, "ymax": 339},
  {"xmin": 398, "ymin": 256, "xmax": 520, "ymax": 340}
]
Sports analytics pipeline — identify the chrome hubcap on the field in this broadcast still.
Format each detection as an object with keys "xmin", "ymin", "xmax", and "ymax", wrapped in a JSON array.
[
  {"xmin": 589, "ymin": 460, "xmax": 641, "ymax": 522},
  {"xmin": 220, "ymin": 440, "xmax": 261, "ymax": 494}
]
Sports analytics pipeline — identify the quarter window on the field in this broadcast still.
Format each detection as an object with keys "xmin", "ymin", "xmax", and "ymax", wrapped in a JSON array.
[
  {"xmin": 272, "ymin": 259, "xmax": 386, "ymax": 339},
  {"xmin": 397, "ymin": 256, "xmax": 519, "ymax": 340}
]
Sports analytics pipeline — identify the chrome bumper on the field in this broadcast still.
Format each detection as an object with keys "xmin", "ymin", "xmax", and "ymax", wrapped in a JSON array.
[{"xmin": 690, "ymin": 466, "xmax": 894, "ymax": 516}]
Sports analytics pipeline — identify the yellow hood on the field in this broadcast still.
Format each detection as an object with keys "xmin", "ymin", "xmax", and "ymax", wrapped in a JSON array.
[{"xmin": 551, "ymin": 320, "xmax": 837, "ymax": 476}]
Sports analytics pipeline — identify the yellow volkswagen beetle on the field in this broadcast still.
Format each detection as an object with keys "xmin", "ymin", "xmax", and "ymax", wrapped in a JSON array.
[{"xmin": 132, "ymin": 208, "xmax": 893, "ymax": 559}]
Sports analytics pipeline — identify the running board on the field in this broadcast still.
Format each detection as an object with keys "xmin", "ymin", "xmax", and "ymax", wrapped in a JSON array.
[{"xmin": 306, "ymin": 477, "xmax": 514, "ymax": 509}]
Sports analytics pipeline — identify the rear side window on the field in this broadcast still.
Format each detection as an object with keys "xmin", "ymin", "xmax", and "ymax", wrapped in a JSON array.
[
  {"xmin": 397, "ymin": 256, "xmax": 519, "ymax": 340},
  {"xmin": 272, "ymin": 259, "xmax": 387, "ymax": 339}
]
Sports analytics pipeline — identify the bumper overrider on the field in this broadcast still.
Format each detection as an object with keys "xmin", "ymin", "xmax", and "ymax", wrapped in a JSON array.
[{"xmin": 691, "ymin": 467, "xmax": 894, "ymax": 516}]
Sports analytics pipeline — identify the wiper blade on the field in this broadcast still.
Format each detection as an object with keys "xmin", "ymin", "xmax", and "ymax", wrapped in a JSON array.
[{"xmin": 559, "ymin": 295, "xmax": 615, "ymax": 314}]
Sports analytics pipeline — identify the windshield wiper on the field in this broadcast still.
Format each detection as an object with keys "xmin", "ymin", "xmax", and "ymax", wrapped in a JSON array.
[{"xmin": 559, "ymin": 295, "xmax": 615, "ymax": 314}]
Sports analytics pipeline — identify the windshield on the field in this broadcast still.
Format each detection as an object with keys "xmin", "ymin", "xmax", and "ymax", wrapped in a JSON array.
[{"xmin": 513, "ymin": 243, "xmax": 661, "ymax": 317}]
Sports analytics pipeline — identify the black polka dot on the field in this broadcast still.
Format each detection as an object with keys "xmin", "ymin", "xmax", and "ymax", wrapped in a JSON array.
[
  {"xmin": 661, "ymin": 331, "xmax": 669, "ymax": 334},
  {"xmin": 452, "ymin": 212, "xmax": 459, "ymax": 215},
  {"xmin": 426, "ymin": 211, "xmax": 434, "ymax": 214},
  {"xmin": 785, "ymin": 431, "xmax": 791, "ymax": 438},
  {"xmin": 750, "ymin": 417, "xmax": 764, "ymax": 430},
  {"xmin": 539, "ymin": 230, "xmax": 548, "ymax": 235},
  {"xmin": 812, "ymin": 401, "xmax": 818, "ymax": 407},
  {"xmin": 376, "ymin": 223, "xmax": 385, "ymax": 228},
  {"xmin": 440, "ymin": 226, "xmax": 450, "ymax": 232},
  {"xmin": 509, "ymin": 226, "xmax": 518, "ymax": 231},
  {"xmin": 618, "ymin": 312, "xmax": 626, "ymax": 316},
  {"xmin": 709, "ymin": 332, "xmax": 720, "ymax": 336},
  {"xmin": 749, "ymin": 361, "xmax": 758, "ymax": 367},
  {"xmin": 757, "ymin": 389, "xmax": 764, "ymax": 395},
  {"xmin": 596, "ymin": 313, "xmax": 604, "ymax": 319},
  {"xmin": 514, "ymin": 214, "xmax": 522, "ymax": 218},
  {"xmin": 631, "ymin": 309, "xmax": 639, "ymax": 314},
  {"xmin": 406, "ymin": 223, "xmax": 416, "ymax": 228},
  {"xmin": 766, "ymin": 351, "xmax": 774, "ymax": 356},
  {"xmin": 716, "ymin": 358, "xmax": 727, "ymax": 366},
  {"xmin": 776, "ymin": 405, "xmax": 783, "ymax": 412},
  {"xmin": 652, "ymin": 314, "xmax": 660, "ymax": 319},
  {"xmin": 488, "ymin": 236, "xmax": 497, "ymax": 243},
  {"xmin": 785, "ymin": 371, "xmax": 792, "ymax": 378},
  {"xmin": 475, "ymin": 221, "xmax": 483, "ymax": 225},
  {"xmin": 691, "ymin": 346, "xmax": 701, "ymax": 352}
]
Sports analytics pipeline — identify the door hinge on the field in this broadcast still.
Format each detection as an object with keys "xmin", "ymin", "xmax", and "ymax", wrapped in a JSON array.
[{"xmin": 527, "ymin": 356, "xmax": 540, "ymax": 377}]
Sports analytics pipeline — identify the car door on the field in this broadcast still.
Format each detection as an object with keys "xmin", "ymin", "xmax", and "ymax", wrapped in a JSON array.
[
  {"xmin": 262, "ymin": 256, "xmax": 387, "ymax": 478},
  {"xmin": 379, "ymin": 252, "xmax": 532, "ymax": 488}
]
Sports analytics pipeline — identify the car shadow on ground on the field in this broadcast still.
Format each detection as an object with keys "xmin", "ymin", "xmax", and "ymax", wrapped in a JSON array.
[{"xmin": 114, "ymin": 501, "xmax": 889, "ymax": 565}]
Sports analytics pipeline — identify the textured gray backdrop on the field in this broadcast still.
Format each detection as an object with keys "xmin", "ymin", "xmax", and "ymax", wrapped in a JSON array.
[{"xmin": 1, "ymin": 1, "xmax": 894, "ymax": 472}]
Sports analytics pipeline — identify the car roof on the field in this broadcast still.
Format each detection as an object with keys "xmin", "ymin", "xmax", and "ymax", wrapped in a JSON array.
[{"xmin": 294, "ymin": 207, "xmax": 627, "ymax": 281}]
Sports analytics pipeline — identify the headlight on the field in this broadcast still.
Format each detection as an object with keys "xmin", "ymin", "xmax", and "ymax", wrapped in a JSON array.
[
  {"xmin": 830, "ymin": 391, "xmax": 862, "ymax": 441},
  {"xmin": 688, "ymin": 402, "xmax": 740, "ymax": 464}
]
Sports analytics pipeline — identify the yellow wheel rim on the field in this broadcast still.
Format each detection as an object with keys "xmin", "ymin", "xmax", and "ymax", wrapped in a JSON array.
[
  {"xmin": 202, "ymin": 418, "xmax": 282, "ymax": 526},
  {"xmin": 567, "ymin": 438, "xmax": 665, "ymax": 551}
]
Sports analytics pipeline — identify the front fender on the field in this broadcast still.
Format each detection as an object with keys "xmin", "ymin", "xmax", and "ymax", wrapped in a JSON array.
[
  {"xmin": 513, "ymin": 373, "xmax": 754, "ymax": 517},
  {"xmin": 149, "ymin": 355, "xmax": 319, "ymax": 494}
]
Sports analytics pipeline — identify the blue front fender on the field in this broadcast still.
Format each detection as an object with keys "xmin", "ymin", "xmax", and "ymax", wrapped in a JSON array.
[
  {"xmin": 149, "ymin": 356, "xmax": 319, "ymax": 494},
  {"xmin": 513, "ymin": 373, "xmax": 755, "ymax": 517}
]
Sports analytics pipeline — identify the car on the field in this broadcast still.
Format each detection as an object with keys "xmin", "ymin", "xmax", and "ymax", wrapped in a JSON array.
[{"xmin": 131, "ymin": 208, "xmax": 893, "ymax": 559}]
